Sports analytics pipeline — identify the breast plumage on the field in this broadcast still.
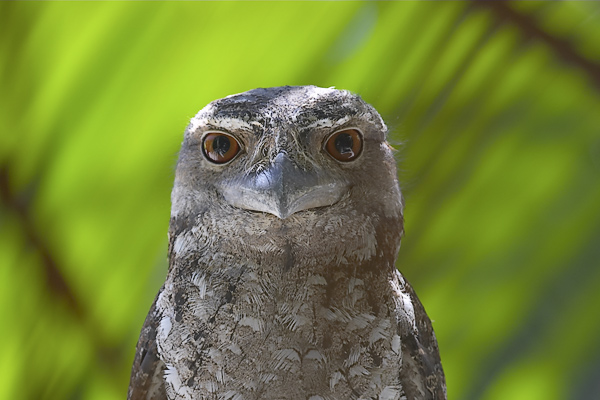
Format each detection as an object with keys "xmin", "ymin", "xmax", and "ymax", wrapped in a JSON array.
[{"xmin": 128, "ymin": 86, "xmax": 446, "ymax": 400}]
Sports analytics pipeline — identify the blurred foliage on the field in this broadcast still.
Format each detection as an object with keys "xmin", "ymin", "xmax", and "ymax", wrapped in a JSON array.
[{"xmin": 1, "ymin": 1, "xmax": 600, "ymax": 400}]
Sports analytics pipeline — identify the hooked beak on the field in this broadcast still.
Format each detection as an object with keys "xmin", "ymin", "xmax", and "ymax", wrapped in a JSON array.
[{"xmin": 219, "ymin": 152, "xmax": 348, "ymax": 219}]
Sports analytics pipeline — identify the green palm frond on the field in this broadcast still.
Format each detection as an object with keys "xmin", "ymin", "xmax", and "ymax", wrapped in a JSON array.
[{"xmin": 1, "ymin": 2, "xmax": 599, "ymax": 399}]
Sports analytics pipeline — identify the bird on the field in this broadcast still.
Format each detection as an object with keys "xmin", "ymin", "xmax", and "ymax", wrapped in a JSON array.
[{"xmin": 128, "ymin": 86, "xmax": 446, "ymax": 400}]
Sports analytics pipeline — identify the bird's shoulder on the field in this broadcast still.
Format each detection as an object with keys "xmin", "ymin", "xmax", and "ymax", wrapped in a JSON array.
[
  {"xmin": 394, "ymin": 270, "xmax": 447, "ymax": 400},
  {"xmin": 128, "ymin": 288, "xmax": 167, "ymax": 400}
]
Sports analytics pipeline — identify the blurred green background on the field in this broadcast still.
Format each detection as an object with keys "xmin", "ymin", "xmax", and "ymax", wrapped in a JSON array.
[{"xmin": 1, "ymin": 1, "xmax": 600, "ymax": 399}]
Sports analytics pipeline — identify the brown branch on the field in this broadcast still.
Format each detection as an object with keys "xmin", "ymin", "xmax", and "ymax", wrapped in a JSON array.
[
  {"xmin": 0, "ymin": 162, "xmax": 129, "ymax": 388},
  {"xmin": 472, "ymin": 1, "xmax": 600, "ymax": 90},
  {"xmin": 0, "ymin": 163, "xmax": 83, "ymax": 318}
]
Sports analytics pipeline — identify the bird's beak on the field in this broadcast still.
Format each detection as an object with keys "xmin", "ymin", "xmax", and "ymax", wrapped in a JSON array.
[{"xmin": 219, "ymin": 152, "xmax": 348, "ymax": 219}]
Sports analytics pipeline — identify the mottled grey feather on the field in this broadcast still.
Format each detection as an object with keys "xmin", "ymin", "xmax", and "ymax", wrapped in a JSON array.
[
  {"xmin": 128, "ymin": 86, "xmax": 446, "ymax": 400},
  {"xmin": 128, "ymin": 290, "xmax": 167, "ymax": 400}
]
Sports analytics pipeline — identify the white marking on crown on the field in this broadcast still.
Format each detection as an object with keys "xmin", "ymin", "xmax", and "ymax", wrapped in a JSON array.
[
  {"xmin": 199, "ymin": 116, "xmax": 255, "ymax": 133},
  {"xmin": 304, "ymin": 115, "xmax": 352, "ymax": 130}
]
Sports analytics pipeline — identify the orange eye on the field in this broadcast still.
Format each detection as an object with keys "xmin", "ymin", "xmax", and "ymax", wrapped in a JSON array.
[
  {"xmin": 324, "ymin": 129, "xmax": 363, "ymax": 162},
  {"xmin": 202, "ymin": 132, "xmax": 241, "ymax": 164}
]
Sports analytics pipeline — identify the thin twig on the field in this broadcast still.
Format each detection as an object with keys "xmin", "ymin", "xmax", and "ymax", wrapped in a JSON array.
[
  {"xmin": 473, "ymin": 1, "xmax": 600, "ymax": 90},
  {"xmin": 0, "ymin": 163, "xmax": 83, "ymax": 317}
]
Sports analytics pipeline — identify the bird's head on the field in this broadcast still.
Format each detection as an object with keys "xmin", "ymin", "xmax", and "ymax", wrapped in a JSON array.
[{"xmin": 170, "ymin": 86, "xmax": 403, "ymax": 266}]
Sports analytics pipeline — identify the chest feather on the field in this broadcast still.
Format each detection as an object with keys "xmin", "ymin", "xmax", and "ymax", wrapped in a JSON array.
[{"xmin": 156, "ymin": 265, "xmax": 407, "ymax": 400}]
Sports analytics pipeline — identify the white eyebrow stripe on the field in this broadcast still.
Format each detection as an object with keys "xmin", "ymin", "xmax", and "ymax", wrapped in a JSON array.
[
  {"xmin": 304, "ymin": 116, "xmax": 352, "ymax": 130},
  {"xmin": 190, "ymin": 115, "xmax": 353, "ymax": 134},
  {"xmin": 201, "ymin": 117, "xmax": 257, "ymax": 132},
  {"xmin": 189, "ymin": 118, "xmax": 249, "ymax": 137}
]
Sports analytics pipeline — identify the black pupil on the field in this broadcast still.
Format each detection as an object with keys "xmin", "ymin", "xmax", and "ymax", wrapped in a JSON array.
[
  {"xmin": 213, "ymin": 135, "xmax": 231, "ymax": 156},
  {"xmin": 335, "ymin": 133, "xmax": 353, "ymax": 154}
]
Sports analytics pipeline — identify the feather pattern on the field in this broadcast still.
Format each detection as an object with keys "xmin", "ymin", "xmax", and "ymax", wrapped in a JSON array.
[{"xmin": 128, "ymin": 86, "xmax": 446, "ymax": 400}]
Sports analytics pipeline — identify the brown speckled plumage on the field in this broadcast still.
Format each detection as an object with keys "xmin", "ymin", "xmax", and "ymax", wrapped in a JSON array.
[{"xmin": 128, "ymin": 86, "xmax": 446, "ymax": 400}]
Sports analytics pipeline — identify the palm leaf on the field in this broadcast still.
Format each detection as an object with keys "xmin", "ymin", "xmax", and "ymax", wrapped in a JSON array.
[{"xmin": 1, "ymin": 2, "xmax": 599, "ymax": 399}]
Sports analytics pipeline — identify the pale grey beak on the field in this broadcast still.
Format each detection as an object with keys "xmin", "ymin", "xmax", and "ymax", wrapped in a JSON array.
[{"xmin": 219, "ymin": 152, "xmax": 348, "ymax": 219}]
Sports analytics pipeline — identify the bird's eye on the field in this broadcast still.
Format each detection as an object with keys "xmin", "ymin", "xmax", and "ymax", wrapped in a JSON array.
[
  {"xmin": 202, "ymin": 132, "xmax": 241, "ymax": 164},
  {"xmin": 324, "ymin": 129, "xmax": 363, "ymax": 162}
]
